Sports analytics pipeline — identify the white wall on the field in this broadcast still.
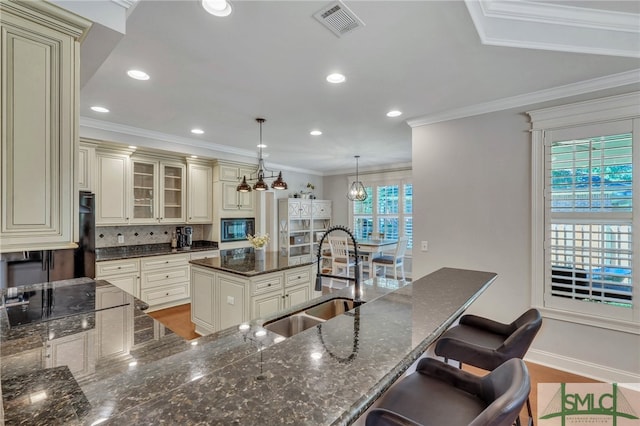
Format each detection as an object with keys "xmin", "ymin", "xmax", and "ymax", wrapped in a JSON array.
[{"xmin": 412, "ymin": 108, "xmax": 639, "ymax": 382}]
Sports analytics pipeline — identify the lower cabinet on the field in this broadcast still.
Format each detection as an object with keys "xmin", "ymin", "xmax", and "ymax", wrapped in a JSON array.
[
  {"xmin": 95, "ymin": 258, "xmax": 140, "ymax": 297},
  {"xmin": 140, "ymin": 254, "xmax": 190, "ymax": 311},
  {"xmin": 97, "ymin": 252, "xmax": 193, "ymax": 311},
  {"xmin": 191, "ymin": 264, "xmax": 313, "ymax": 335},
  {"xmin": 45, "ymin": 330, "xmax": 95, "ymax": 379}
]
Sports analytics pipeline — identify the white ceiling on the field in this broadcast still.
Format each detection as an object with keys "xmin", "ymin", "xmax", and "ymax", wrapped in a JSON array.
[{"xmin": 76, "ymin": 0, "xmax": 640, "ymax": 175}]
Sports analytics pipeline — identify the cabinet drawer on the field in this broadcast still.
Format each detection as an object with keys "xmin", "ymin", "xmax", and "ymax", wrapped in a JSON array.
[
  {"xmin": 190, "ymin": 250, "xmax": 219, "ymax": 260},
  {"xmin": 285, "ymin": 268, "xmax": 311, "ymax": 288},
  {"xmin": 141, "ymin": 265, "xmax": 190, "ymax": 289},
  {"xmin": 141, "ymin": 254, "xmax": 190, "ymax": 271},
  {"xmin": 141, "ymin": 283, "xmax": 189, "ymax": 306},
  {"xmin": 251, "ymin": 275, "xmax": 283, "ymax": 296},
  {"xmin": 96, "ymin": 259, "xmax": 140, "ymax": 276}
]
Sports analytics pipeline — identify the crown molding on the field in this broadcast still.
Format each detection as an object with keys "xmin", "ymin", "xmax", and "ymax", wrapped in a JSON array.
[
  {"xmin": 80, "ymin": 116, "xmax": 256, "ymax": 157},
  {"xmin": 79, "ymin": 116, "xmax": 322, "ymax": 176},
  {"xmin": 407, "ymin": 69, "xmax": 640, "ymax": 128},
  {"xmin": 465, "ymin": 0, "xmax": 640, "ymax": 58}
]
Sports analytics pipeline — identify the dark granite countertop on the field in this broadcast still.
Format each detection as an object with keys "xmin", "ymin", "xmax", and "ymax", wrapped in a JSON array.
[
  {"xmin": 95, "ymin": 240, "xmax": 219, "ymax": 261},
  {"xmin": 0, "ymin": 268, "xmax": 496, "ymax": 425},
  {"xmin": 191, "ymin": 249, "xmax": 313, "ymax": 276}
]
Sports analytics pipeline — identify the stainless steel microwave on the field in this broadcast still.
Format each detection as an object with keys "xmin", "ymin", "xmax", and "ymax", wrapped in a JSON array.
[{"xmin": 221, "ymin": 218, "xmax": 255, "ymax": 242}]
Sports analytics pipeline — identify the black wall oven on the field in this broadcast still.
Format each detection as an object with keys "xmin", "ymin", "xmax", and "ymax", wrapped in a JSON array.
[{"xmin": 221, "ymin": 218, "xmax": 255, "ymax": 243}]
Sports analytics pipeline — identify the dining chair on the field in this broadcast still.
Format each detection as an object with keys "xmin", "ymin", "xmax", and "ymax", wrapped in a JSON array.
[
  {"xmin": 371, "ymin": 237, "xmax": 408, "ymax": 280},
  {"xmin": 434, "ymin": 308, "xmax": 542, "ymax": 426},
  {"xmin": 366, "ymin": 357, "xmax": 530, "ymax": 426},
  {"xmin": 329, "ymin": 236, "xmax": 356, "ymax": 279}
]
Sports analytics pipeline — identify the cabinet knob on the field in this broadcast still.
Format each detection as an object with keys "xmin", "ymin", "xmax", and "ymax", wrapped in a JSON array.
[
  {"xmin": 267, "ymin": 283, "xmax": 271, "ymax": 287},
  {"xmin": 166, "ymin": 275, "xmax": 170, "ymax": 278},
  {"xmin": 165, "ymin": 261, "xmax": 169, "ymax": 263},
  {"xmin": 166, "ymin": 292, "xmax": 170, "ymax": 296},
  {"xmin": 117, "ymin": 266, "xmax": 121, "ymax": 269}
]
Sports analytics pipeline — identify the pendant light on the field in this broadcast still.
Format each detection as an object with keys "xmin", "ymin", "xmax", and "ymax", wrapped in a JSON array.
[
  {"xmin": 347, "ymin": 155, "xmax": 367, "ymax": 201},
  {"xmin": 236, "ymin": 118, "xmax": 288, "ymax": 192}
]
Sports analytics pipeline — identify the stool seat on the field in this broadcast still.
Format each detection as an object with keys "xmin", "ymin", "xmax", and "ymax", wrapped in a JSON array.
[{"xmin": 366, "ymin": 358, "xmax": 530, "ymax": 426}]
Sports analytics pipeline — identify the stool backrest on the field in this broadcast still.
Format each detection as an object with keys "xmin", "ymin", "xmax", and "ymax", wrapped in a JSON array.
[
  {"xmin": 499, "ymin": 308, "xmax": 542, "ymax": 360},
  {"xmin": 471, "ymin": 358, "xmax": 531, "ymax": 426}
]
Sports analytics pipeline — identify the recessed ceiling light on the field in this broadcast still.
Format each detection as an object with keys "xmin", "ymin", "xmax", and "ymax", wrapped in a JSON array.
[
  {"xmin": 310, "ymin": 130, "xmax": 322, "ymax": 136},
  {"xmin": 91, "ymin": 106, "xmax": 109, "ymax": 113},
  {"xmin": 127, "ymin": 69, "xmax": 150, "ymax": 80},
  {"xmin": 257, "ymin": 143, "xmax": 267, "ymax": 148},
  {"xmin": 191, "ymin": 128, "xmax": 204, "ymax": 135},
  {"xmin": 202, "ymin": 0, "xmax": 232, "ymax": 17},
  {"xmin": 326, "ymin": 73, "xmax": 346, "ymax": 84},
  {"xmin": 386, "ymin": 110, "xmax": 402, "ymax": 118}
]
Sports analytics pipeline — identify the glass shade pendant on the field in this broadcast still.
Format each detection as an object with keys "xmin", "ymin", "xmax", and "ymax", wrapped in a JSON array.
[
  {"xmin": 237, "ymin": 176, "xmax": 252, "ymax": 192},
  {"xmin": 346, "ymin": 155, "xmax": 367, "ymax": 201}
]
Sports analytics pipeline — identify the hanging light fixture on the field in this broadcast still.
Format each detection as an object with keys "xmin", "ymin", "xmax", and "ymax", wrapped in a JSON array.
[
  {"xmin": 236, "ymin": 118, "xmax": 288, "ymax": 192},
  {"xmin": 346, "ymin": 155, "xmax": 367, "ymax": 201}
]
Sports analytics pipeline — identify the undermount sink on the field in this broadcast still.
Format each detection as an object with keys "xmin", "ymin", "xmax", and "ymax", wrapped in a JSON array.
[
  {"xmin": 264, "ymin": 314, "xmax": 323, "ymax": 338},
  {"xmin": 304, "ymin": 298, "xmax": 357, "ymax": 321},
  {"xmin": 264, "ymin": 297, "xmax": 362, "ymax": 338}
]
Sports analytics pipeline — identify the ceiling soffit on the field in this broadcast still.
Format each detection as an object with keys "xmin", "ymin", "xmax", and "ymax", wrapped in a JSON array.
[{"xmin": 465, "ymin": 0, "xmax": 640, "ymax": 58}]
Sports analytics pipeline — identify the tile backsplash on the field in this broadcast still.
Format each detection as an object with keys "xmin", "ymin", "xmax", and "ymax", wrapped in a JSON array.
[{"xmin": 96, "ymin": 224, "xmax": 207, "ymax": 248}]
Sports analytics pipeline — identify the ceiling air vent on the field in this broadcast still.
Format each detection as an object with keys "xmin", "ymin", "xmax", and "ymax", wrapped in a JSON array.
[{"xmin": 313, "ymin": 1, "xmax": 365, "ymax": 38}]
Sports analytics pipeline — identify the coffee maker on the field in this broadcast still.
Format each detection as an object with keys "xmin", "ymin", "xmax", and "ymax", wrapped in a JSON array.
[{"xmin": 176, "ymin": 226, "xmax": 193, "ymax": 249}]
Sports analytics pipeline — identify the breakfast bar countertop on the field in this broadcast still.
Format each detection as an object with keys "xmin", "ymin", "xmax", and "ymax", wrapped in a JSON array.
[{"xmin": 0, "ymin": 268, "xmax": 496, "ymax": 425}]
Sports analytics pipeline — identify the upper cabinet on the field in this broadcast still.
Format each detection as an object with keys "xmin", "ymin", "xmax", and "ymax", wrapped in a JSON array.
[
  {"xmin": 96, "ymin": 148, "xmax": 131, "ymax": 225},
  {"xmin": 130, "ymin": 156, "xmax": 186, "ymax": 224},
  {"xmin": 78, "ymin": 141, "xmax": 97, "ymax": 192},
  {"xmin": 213, "ymin": 161, "xmax": 256, "ymax": 216},
  {"xmin": 0, "ymin": 1, "xmax": 90, "ymax": 252},
  {"xmin": 187, "ymin": 159, "xmax": 213, "ymax": 223}
]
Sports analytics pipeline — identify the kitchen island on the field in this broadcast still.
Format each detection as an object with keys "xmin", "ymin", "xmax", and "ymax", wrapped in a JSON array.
[
  {"xmin": 0, "ymin": 268, "xmax": 496, "ymax": 425},
  {"xmin": 190, "ymin": 249, "xmax": 315, "ymax": 334}
]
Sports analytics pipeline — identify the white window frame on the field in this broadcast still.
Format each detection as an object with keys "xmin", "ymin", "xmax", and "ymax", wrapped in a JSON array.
[
  {"xmin": 529, "ymin": 92, "xmax": 639, "ymax": 334},
  {"xmin": 348, "ymin": 169, "xmax": 413, "ymax": 253}
]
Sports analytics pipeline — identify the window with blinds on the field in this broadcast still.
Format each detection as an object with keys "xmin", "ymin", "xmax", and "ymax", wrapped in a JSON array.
[
  {"xmin": 352, "ymin": 180, "xmax": 412, "ymax": 249},
  {"xmin": 547, "ymin": 133, "xmax": 633, "ymax": 307}
]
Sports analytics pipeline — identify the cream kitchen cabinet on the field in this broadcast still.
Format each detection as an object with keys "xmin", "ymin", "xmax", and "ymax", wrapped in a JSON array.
[
  {"xmin": 187, "ymin": 159, "xmax": 213, "ymax": 223},
  {"xmin": 131, "ymin": 157, "xmax": 186, "ymax": 224},
  {"xmin": 213, "ymin": 161, "xmax": 256, "ymax": 216},
  {"xmin": 191, "ymin": 268, "xmax": 250, "ymax": 335},
  {"xmin": 78, "ymin": 141, "xmax": 97, "ymax": 192},
  {"xmin": 0, "ymin": 1, "xmax": 90, "ymax": 252},
  {"xmin": 96, "ymin": 148, "xmax": 131, "ymax": 225},
  {"xmin": 140, "ymin": 253, "xmax": 190, "ymax": 311},
  {"xmin": 190, "ymin": 263, "xmax": 313, "ymax": 335},
  {"xmin": 222, "ymin": 182, "xmax": 255, "ymax": 211},
  {"xmin": 251, "ymin": 267, "xmax": 312, "ymax": 319},
  {"xmin": 44, "ymin": 329, "xmax": 95, "ymax": 379},
  {"xmin": 95, "ymin": 285, "xmax": 133, "ymax": 359},
  {"xmin": 95, "ymin": 258, "xmax": 140, "ymax": 297}
]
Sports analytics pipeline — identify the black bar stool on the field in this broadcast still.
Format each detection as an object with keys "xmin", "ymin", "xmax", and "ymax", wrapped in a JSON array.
[
  {"xmin": 366, "ymin": 358, "xmax": 530, "ymax": 426},
  {"xmin": 434, "ymin": 308, "xmax": 542, "ymax": 425}
]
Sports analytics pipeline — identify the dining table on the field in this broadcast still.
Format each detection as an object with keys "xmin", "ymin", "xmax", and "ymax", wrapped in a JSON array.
[{"xmin": 322, "ymin": 238, "xmax": 399, "ymax": 279}]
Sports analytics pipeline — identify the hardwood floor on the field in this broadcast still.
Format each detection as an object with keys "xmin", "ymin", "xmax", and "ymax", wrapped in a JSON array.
[
  {"xmin": 147, "ymin": 303, "xmax": 200, "ymax": 340},
  {"xmin": 150, "ymin": 304, "xmax": 599, "ymax": 423}
]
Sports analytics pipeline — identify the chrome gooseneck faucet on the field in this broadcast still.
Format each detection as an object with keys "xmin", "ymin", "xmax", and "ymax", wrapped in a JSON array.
[{"xmin": 314, "ymin": 225, "xmax": 362, "ymax": 306}]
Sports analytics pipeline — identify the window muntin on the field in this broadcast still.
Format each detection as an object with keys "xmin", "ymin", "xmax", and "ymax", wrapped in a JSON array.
[{"xmin": 547, "ymin": 132, "xmax": 633, "ymax": 310}]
